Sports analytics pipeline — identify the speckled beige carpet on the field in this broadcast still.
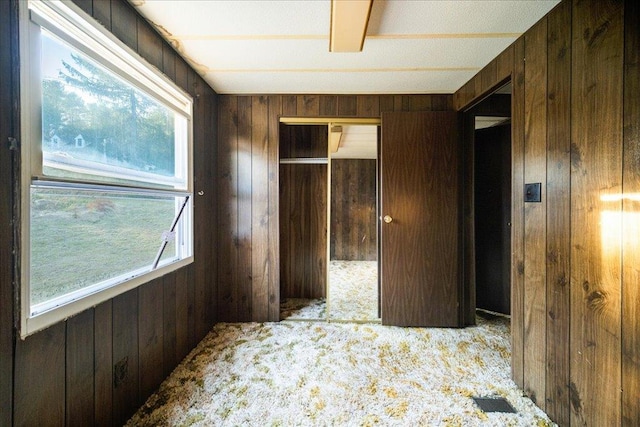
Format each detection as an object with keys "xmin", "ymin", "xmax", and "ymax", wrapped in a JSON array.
[
  {"xmin": 280, "ymin": 261, "xmax": 378, "ymax": 322},
  {"xmin": 328, "ymin": 261, "xmax": 378, "ymax": 321},
  {"xmin": 126, "ymin": 315, "xmax": 555, "ymax": 426}
]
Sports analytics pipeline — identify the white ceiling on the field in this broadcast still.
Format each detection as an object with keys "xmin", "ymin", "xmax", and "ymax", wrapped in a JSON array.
[
  {"xmin": 333, "ymin": 125, "xmax": 378, "ymax": 159},
  {"xmin": 130, "ymin": 0, "xmax": 559, "ymax": 95}
]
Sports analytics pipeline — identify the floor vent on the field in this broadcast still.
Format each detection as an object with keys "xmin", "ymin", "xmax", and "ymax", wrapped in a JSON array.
[{"xmin": 472, "ymin": 396, "xmax": 517, "ymax": 413}]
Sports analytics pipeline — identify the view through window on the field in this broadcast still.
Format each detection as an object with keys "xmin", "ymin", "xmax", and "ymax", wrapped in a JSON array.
[{"xmin": 21, "ymin": 0, "xmax": 193, "ymax": 335}]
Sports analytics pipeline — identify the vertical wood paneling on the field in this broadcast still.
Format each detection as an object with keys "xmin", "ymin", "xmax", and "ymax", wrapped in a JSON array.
[
  {"xmin": 221, "ymin": 95, "xmax": 452, "ymax": 320},
  {"xmin": 379, "ymin": 95, "xmax": 395, "ymax": 113},
  {"xmin": 186, "ymin": 264, "xmax": 197, "ymax": 350},
  {"xmin": 163, "ymin": 273, "xmax": 177, "ymax": 377},
  {"xmin": 431, "ymin": 94, "xmax": 452, "ymax": 111},
  {"xmin": 92, "ymin": 0, "xmax": 111, "ymax": 31},
  {"xmin": 298, "ymin": 95, "xmax": 320, "ymax": 116},
  {"xmin": 186, "ymin": 68, "xmax": 198, "ymax": 99},
  {"xmin": 346, "ymin": 161, "xmax": 357, "ymax": 261},
  {"xmin": 622, "ymin": 1, "xmax": 640, "ymax": 425},
  {"xmin": 456, "ymin": 4, "xmax": 636, "ymax": 425},
  {"xmin": 174, "ymin": 266, "xmax": 190, "ymax": 362},
  {"xmin": 4, "ymin": 1, "xmax": 218, "ymax": 425},
  {"xmin": 338, "ymin": 95, "xmax": 357, "ymax": 116},
  {"xmin": 461, "ymin": 111, "xmax": 476, "ymax": 326},
  {"xmin": 319, "ymin": 95, "xmax": 337, "ymax": 116},
  {"xmin": 570, "ymin": 1, "xmax": 624, "ymax": 425},
  {"xmin": 279, "ymin": 124, "xmax": 292, "ymax": 300},
  {"xmin": 237, "ymin": 96, "xmax": 253, "ymax": 321},
  {"xmin": 192, "ymin": 88, "xmax": 208, "ymax": 338},
  {"xmin": 252, "ymin": 96, "xmax": 270, "ymax": 321},
  {"xmin": 110, "ymin": 0, "xmax": 137, "ymax": 50},
  {"xmin": 14, "ymin": 323, "xmax": 66, "ymax": 426},
  {"xmin": 94, "ymin": 300, "xmax": 113, "ymax": 427},
  {"xmin": 0, "ymin": 2, "xmax": 15, "ymax": 426},
  {"xmin": 74, "ymin": 0, "xmax": 92, "ymax": 15},
  {"xmin": 473, "ymin": 76, "xmax": 483, "ymax": 103},
  {"xmin": 208, "ymin": 91, "xmax": 219, "ymax": 326},
  {"xmin": 138, "ymin": 279, "xmax": 164, "ymax": 400},
  {"xmin": 497, "ymin": 45, "xmax": 515, "ymax": 81},
  {"xmin": 331, "ymin": 160, "xmax": 377, "ymax": 260},
  {"xmin": 66, "ymin": 310, "xmax": 95, "ymax": 426},
  {"xmin": 523, "ymin": 18, "xmax": 548, "ymax": 408},
  {"xmin": 279, "ymin": 162, "xmax": 293, "ymax": 299},
  {"xmin": 510, "ymin": 37, "xmax": 526, "ymax": 388},
  {"xmin": 282, "ymin": 95, "xmax": 297, "ymax": 116},
  {"xmin": 175, "ymin": 57, "xmax": 189, "ymax": 94},
  {"xmin": 112, "ymin": 290, "xmax": 139, "ymax": 425},
  {"xmin": 279, "ymin": 124, "xmax": 328, "ymax": 299},
  {"xmin": 393, "ymin": 95, "xmax": 409, "ymax": 112},
  {"xmin": 217, "ymin": 96, "xmax": 239, "ymax": 321},
  {"xmin": 309, "ymin": 164, "xmax": 327, "ymax": 298},
  {"xmin": 280, "ymin": 162, "xmax": 328, "ymax": 299},
  {"xmin": 545, "ymin": 1, "xmax": 571, "ymax": 424},
  {"xmin": 408, "ymin": 95, "xmax": 432, "ymax": 111},
  {"xmin": 294, "ymin": 165, "xmax": 308, "ymax": 297},
  {"xmin": 480, "ymin": 59, "xmax": 498, "ymax": 92},
  {"xmin": 357, "ymin": 95, "xmax": 379, "ymax": 117},
  {"xmin": 136, "ymin": 18, "xmax": 162, "ymax": 70},
  {"xmin": 194, "ymin": 87, "xmax": 214, "ymax": 338},
  {"xmin": 162, "ymin": 43, "xmax": 176, "ymax": 81},
  {"xmin": 267, "ymin": 96, "xmax": 282, "ymax": 321}
]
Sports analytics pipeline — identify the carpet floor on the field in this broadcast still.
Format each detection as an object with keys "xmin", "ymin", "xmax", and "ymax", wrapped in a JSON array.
[
  {"xmin": 126, "ymin": 315, "xmax": 555, "ymax": 426},
  {"xmin": 280, "ymin": 261, "xmax": 379, "ymax": 322}
]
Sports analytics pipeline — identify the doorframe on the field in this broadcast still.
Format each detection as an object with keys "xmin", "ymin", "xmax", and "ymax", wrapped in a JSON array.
[
  {"xmin": 278, "ymin": 117, "xmax": 381, "ymax": 321},
  {"xmin": 460, "ymin": 78, "xmax": 512, "ymax": 325}
]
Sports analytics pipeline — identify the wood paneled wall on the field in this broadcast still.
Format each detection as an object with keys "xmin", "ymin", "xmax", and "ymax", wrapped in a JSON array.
[
  {"xmin": 1, "ymin": 0, "xmax": 218, "ymax": 425},
  {"xmin": 0, "ymin": 2, "xmax": 17, "ymax": 426},
  {"xmin": 455, "ymin": 1, "xmax": 639, "ymax": 425},
  {"xmin": 331, "ymin": 159, "xmax": 377, "ymax": 261},
  {"xmin": 280, "ymin": 163, "xmax": 327, "ymax": 299},
  {"xmin": 280, "ymin": 124, "xmax": 327, "ymax": 158},
  {"xmin": 217, "ymin": 94, "xmax": 452, "ymax": 321},
  {"xmin": 279, "ymin": 124, "xmax": 328, "ymax": 300}
]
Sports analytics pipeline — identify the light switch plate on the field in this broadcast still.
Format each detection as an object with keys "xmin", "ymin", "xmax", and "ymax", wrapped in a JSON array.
[{"xmin": 524, "ymin": 183, "xmax": 541, "ymax": 202}]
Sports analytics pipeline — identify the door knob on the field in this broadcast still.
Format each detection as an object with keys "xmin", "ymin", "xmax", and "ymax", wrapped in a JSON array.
[{"xmin": 383, "ymin": 215, "xmax": 393, "ymax": 224}]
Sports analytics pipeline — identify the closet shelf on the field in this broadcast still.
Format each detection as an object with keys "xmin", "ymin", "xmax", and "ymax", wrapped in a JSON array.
[{"xmin": 279, "ymin": 157, "xmax": 328, "ymax": 164}]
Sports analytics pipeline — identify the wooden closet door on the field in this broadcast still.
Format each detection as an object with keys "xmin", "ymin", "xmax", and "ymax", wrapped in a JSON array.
[{"xmin": 380, "ymin": 111, "xmax": 461, "ymax": 327}]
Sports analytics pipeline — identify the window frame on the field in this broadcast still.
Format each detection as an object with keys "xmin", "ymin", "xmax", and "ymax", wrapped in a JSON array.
[{"xmin": 19, "ymin": 0, "xmax": 194, "ymax": 338}]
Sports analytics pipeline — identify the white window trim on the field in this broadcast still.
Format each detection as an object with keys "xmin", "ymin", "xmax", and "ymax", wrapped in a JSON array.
[{"xmin": 19, "ymin": 0, "xmax": 194, "ymax": 338}]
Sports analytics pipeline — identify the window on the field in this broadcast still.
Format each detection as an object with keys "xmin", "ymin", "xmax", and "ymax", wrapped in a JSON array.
[{"xmin": 20, "ymin": 0, "xmax": 193, "ymax": 336}]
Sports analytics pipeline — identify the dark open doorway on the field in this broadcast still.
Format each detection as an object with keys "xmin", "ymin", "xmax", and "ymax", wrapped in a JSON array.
[
  {"xmin": 464, "ymin": 81, "xmax": 512, "ymax": 318},
  {"xmin": 474, "ymin": 121, "xmax": 511, "ymax": 314}
]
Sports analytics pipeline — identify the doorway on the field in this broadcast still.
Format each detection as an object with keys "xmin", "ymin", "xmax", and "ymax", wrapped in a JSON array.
[
  {"xmin": 278, "ymin": 120, "xmax": 380, "ymax": 322},
  {"xmin": 328, "ymin": 124, "xmax": 379, "ymax": 322},
  {"xmin": 278, "ymin": 112, "xmax": 465, "ymax": 327},
  {"xmin": 466, "ymin": 82, "xmax": 512, "ymax": 317}
]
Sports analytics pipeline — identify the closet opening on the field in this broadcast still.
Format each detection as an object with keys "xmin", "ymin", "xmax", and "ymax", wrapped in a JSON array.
[
  {"xmin": 278, "ymin": 118, "xmax": 380, "ymax": 323},
  {"xmin": 464, "ymin": 81, "xmax": 512, "ymax": 319}
]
